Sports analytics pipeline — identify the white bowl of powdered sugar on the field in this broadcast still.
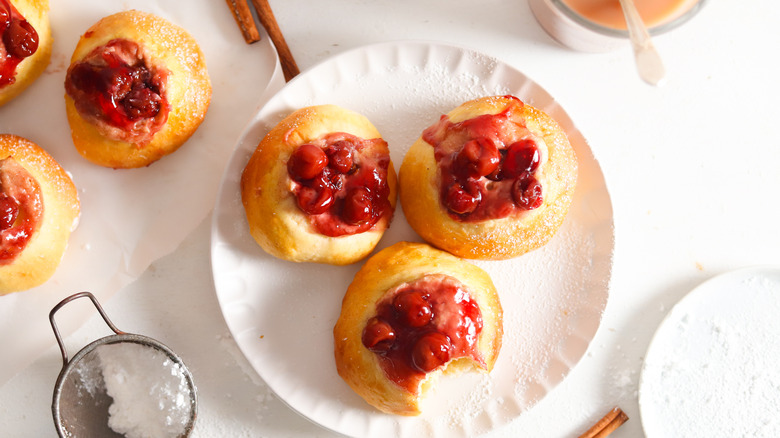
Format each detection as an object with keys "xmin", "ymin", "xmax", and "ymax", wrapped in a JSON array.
[{"xmin": 638, "ymin": 266, "xmax": 780, "ymax": 437}]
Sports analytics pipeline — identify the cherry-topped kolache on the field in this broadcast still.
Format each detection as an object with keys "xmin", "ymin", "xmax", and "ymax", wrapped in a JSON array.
[
  {"xmin": 242, "ymin": 104, "xmax": 395, "ymax": 265},
  {"xmin": 64, "ymin": 10, "xmax": 211, "ymax": 168},
  {"xmin": 399, "ymin": 95, "xmax": 578, "ymax": 260},
  {"xmin": 0, "ymin": 0, "xmax": 39, "ymax": 87},
  {"xmin": 334, "ymin": 242, "xmax": 502, "ymax": 415},
  {"xmin": 286, "ymin": 133, "xmax": 392, "ymax": 237},
  {"xmin": 361, "ymin": 274, "xmax": 484, "ymax": 392},
  {"xmin": 423, "ymin": 95, "xmax": 544, "ymax": 221},
  {"xmin": 1, "ymin": 134, "xmax": 81, "ymax": 295}
]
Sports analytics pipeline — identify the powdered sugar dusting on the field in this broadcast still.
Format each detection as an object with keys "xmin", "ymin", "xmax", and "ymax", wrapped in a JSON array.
[
  {"xmin": 97, "ymin": 342, "xmax": 193, "ymax": 438},
  {"xmin": 640, "ymin": 268, "xmax": 780, "ymax": 437},
  {"xmin": 477, "ymin": 217, "xmax": 602, "ymax": 407},
  {"xmin": 445, "ymin": 373, "xmax": 495, "ymax": 427}
]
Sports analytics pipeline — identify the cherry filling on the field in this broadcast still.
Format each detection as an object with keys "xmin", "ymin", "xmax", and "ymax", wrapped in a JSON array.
[
  {"xmin": 0, "ymin": 157, "xmax": 43, "ymax": 264},
  {"xmin": 422, "ymin": 96, "xmax": 545, "ymax": 222},
  {"xmin": 64, "ymin": 39, "xmax": 170, "ymax": 145},
  {"xmin": 361, "ymin": 274, "xmax": 484, "ymax": 392},
  {"xmin": 287, "ymin": 134, "xmax": 392, "ymax": 237},
  {"xmin": 0, "ymin": 0, "xmax": 40, "ymax": 88},
  {"xmin": 0, "ymin": 193, "xmax": 18, "ymax": 229}
]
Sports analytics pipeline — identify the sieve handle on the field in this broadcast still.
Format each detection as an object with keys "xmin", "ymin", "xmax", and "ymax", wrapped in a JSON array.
[{"xmin": 49, "ymin": 292, "xmax": 126, "ymax": 366}]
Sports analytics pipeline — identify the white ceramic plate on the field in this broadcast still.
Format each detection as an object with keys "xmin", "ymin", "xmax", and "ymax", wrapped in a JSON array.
[
  {"xmin": 639, "ymin": 266, "xmax": 780, "ymax": 437},
  {"xmin": 211, "ymin": 41, "xmax": 614, "ymax": 438}
]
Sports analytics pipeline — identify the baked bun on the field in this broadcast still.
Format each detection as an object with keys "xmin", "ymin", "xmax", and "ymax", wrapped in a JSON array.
[
  {"xmin": 0, "ymin": 134, "xmax": 80, "ymax": 294},
  {"xmin": 64, "ymin": 10, "xmax": 211, "ymax": 168},
  {"xmin": 241, "ymin": 105, "xmax": 397, "ymax": 265},
  {"xmin": 333, "ymin": 241, "xmax": 503, "ymax": 415},
  {"xmin": 399, "ymin": 95, "xmax": 577, "ymax": 260},
  {"xmin": 0, "ymin": 0, "xmax": 52, "ymax": 107}
]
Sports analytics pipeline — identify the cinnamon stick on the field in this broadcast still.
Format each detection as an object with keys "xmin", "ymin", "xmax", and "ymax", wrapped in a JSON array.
[
  {"xmin": 225, "ymin": 0, "xmax": 261, "ymax": 44},
  {"xmin": 250, "ymin": 0, "xmax": 300, "ymax": 81},
  {"xmin": 593, "ymin": 410, "xmax": 629, "ymax": 438},
  {"xmin": 579, "ymin": 406, "xmax": 629, "ymax": 438}
]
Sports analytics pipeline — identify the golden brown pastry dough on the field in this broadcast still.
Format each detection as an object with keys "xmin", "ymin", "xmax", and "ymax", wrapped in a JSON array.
[
  {"xmin": 333, "ymin": 242, "xmax": 503, "ymax": 415},
  {"xmin": 64, "ymin": 10, "xmax": 211, "ymax": 168},
  {"xmin": 0, "ymin": 134, "xmax": 80, "ymax": 294},
  {"xmin": 399, "ymin": 95, "xmax": 578, "ymax": 260},
  {"xmin": 0, "ymin": 0, "xmax": 52, "ymax": 107},
  {"xmin": 241, "ymin": 104, "xmax": 397, "ymax": 265}
]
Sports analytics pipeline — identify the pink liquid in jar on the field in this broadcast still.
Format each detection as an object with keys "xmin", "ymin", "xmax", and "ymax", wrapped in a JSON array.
[{"xmin": 559, "ymin": 0, "xmax": 700, "ymax": 30}]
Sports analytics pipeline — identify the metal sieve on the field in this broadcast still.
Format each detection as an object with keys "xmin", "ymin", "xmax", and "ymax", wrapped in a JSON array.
[{"xmin": 50, "ymin": 292, "xmax": 197, "ymax": 438}]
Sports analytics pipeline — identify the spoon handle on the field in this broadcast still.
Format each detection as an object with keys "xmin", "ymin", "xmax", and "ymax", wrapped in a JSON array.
[{"xmin": 618, "ymin": 0, "xmax": 666, "ymax": 85}]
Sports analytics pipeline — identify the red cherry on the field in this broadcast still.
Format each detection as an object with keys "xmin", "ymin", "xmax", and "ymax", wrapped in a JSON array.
[
  {"xmin": 444, "ymin": 180, "xmax": 481, "ymax": 215},
  {"xmin": 393, "ymin": 290, "xmax": 433, "ymax": 327},
  {"xmin": 3, "ymin": 18, "xmax": 39, "ymax": 59},
  {"xmin": 288, "ymin": 144, "xmax": 328, "ymax": 181},
  {"xmin": 512, "ymin": 173, "xmax": 543, "ymax": 210},
  {"xmin": 362, "ymin": 318, "xmax": 396, "ymax": 352},
  {"xmin": 0, "ymin": 194, "xmax": 19, "ymax": 230},
  {"xmin": 342, "ymin": 187, "xmax": 372, "ymax": 224},
  {"xmin": 411, "ymin": 332, "xmax": 452, "ymax": 373},
  {"xmin": 123, "ymin": 85, "xmax": 161, "ymax": 119},
  {"xmin": 296, "ymin": 185, "xmax": 334, "ymax": 215},
  {"xmin": 503, "ymin": 140, "xmax": 540, "ymax": 178},
  {"xmin": 363, "ymin": 166, "xmax": 386, "ymax": 194},
  {"xmin": 102, "ymin": 66, "xmax": 133, "ymax": 98},
  {"xmin": 455, "ymin": 138, "xmax": 500, "ymax": 178},
  {"xmin": 313, "ymin": 166, "xmax": 342, "ymax": 191},
  {"xmin": 326, "ymin": 141, "xmax": 355, "ymax": 174}
]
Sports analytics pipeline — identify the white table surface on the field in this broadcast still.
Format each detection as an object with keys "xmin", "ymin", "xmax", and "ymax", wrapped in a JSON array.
[{"xmin": 3, "ymin": 1, "xmax": 780, "ymax": 437}]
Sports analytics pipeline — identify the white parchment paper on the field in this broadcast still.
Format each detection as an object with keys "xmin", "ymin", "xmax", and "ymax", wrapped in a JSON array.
[{"xmin": 0, "ymin": 0, "xmax": 283, "ymax": 385}]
